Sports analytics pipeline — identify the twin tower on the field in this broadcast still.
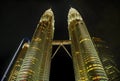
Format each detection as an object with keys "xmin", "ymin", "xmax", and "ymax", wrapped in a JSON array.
[{"xmin": 8, "ymin": 8, "xmax": 108, "ymax": 81}]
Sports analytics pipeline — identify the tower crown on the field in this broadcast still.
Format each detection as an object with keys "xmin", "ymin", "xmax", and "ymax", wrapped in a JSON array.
[
  {"xmin": 68, "ymin": 7, "xmax": 83, "ymax": 25},
  {"xmin": 39, "ymin": 8, "xmax": 55, "ymax": 30},
  {"xmin": 40, "ymin": 8, "xmax": 54, "ymax": 21}
]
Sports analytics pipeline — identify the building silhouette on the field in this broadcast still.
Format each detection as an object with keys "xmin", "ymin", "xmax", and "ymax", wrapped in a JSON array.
[{"xmin": 2, "ymin": 8, "xmax": 120, "ymax": 81}]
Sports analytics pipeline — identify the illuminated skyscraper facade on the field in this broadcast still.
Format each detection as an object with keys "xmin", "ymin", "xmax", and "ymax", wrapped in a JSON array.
[
  {"xmin": 68, "ymin": 8, "xmax": 108, "ymax": 81},
  {"xmin": 16, "ymin": 9, "xmax": 55, "ymax": 81},
  {"xmin": 8, "ymin": 43, "xmax": 29, "ymax": 81},
  {"xmin": 4, "ymin": 7, "xmax": 120, "ymax": 81},
  {"xmin": 93, "ymin": 37, "xmax": 120, "ymax": 81}
]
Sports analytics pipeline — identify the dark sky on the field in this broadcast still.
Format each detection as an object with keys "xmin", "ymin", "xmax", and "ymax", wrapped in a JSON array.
[{"xmin": 0, "ymin": 0, "xmax": 120, "ymax": 81}]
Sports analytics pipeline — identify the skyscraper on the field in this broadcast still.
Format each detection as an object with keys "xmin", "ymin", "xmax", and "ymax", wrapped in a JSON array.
[
  {"xmin": 7, "ymin": 43, "xmax": 29, "ymax": 81},
  {"xmin": 4, "ymin": 7, "xmax": 120, "ymax": 81},
  {"xmin": 68, "ymin": 8, "xmax": 108, "ymax": 81},
  {"xmin": 92, "ymin": 37, "xmax": 120, "ymax": 81},
  {"xmin": 16, "ymin": 9, "xmax": 55, "ymax": 81}
]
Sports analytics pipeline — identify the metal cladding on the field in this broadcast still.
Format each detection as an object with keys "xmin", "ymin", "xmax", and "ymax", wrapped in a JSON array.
[
  {"xmin": 5, "ymin": 7, "xmax": 119, "ymax": 81},
  {"xmin": 16, "ymin": 8, "xmax": 54, "ymax": 81},
  {"xmin": 68, "ymin": 8, "xmax": 108, "ymax": 81},
  {"xmin": 8, "ymin": 43, "xmax": 29, "ymax": 81},
  {"xmin": 93, "ymin": 37, "xmax": 120, "ymax": 81}
]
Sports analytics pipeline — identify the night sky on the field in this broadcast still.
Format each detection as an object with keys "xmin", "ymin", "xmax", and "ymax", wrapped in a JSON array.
[{"xmin": 0, "ymin": 0, "xmax": 120, "ymax": 81}]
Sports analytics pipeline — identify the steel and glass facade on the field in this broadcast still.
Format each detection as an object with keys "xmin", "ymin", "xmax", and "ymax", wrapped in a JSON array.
[
  {"xmin": 68, "ymin": 8, "xmax": 108, "ymax": 81},
  {"xmin": 16, "ymin": 9, "xmax": 54, "ymax": 81},
  {"xmin": 93, "ymin": 37, "xmax": 120, "ymax": 81},
  {"xmin": 8, "ymin": 43, "xmax": 29, "ymax": 81},
  {"xmin": 6, "ymin": 7, "xmax": 120, "ymax": 81}
]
